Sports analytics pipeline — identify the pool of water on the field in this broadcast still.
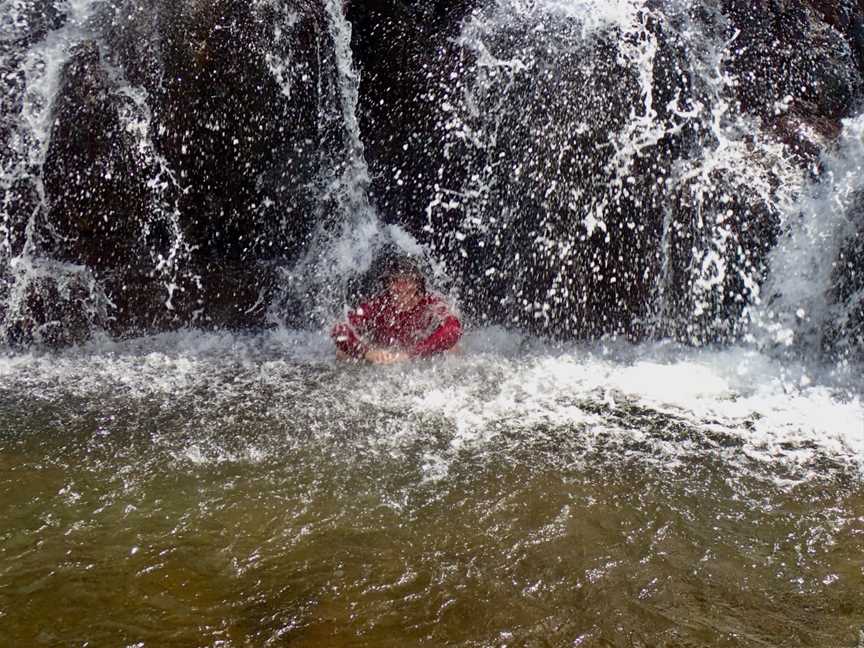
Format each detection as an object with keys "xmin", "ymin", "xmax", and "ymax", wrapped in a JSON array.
[{"xmin": 1, "ymin": 329, "xmax": 863, "ymax": 646}]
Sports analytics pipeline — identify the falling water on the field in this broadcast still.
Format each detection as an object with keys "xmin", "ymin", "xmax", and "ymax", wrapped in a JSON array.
[
  {"xmin": 105, "ymin": 62, "xmax": 195, "ymax": 313},
  {"xmin": 1, "ymin": 1, "xmax": 863, "ymax": 645},
  {"xmin": 0, "ymin": 0, "xmax": 196, "ymax": 343},
  {"xmin": 754, "ymin": 113, "xmax": 864, "ymax": 360},
  {"xmin": 0, "ymin": 0, "xmax": 109, "ymax": 343},
  {"xmin": 271, "ymin": 0, "xmax": 426, "ymax": 328},
  {"xmin": 429, "ymin": 0, "xmax": 804, "ymax": 341}
]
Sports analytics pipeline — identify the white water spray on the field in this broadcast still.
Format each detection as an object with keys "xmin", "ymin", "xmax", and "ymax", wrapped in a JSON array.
[
  {"xmin": 754, "ymin": 113, "xmax": 864, "ymax": 356},
  {"xmin": 1, "ymin": 0, "xmax": 199, "ymax": 340},
  {"xmin": 433, "ymin": 0, "xmax": 805, "ymax": 341},
  {"xmin": 106, "ymin": 63, "xmax": 195, "ymax": 312},
  {"xmin": 0, "ymin": 0, "xmax": 108, "ymax": 341},
  {"xmin": 268, "ymin": 0, "xmax": 425, "ymax": 328}
]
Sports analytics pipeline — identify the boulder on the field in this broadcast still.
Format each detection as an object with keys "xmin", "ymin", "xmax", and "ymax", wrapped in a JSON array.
[
  {"xmin": 153, "ymin": 0, "xmax": 325, "ymax": 264},
  {"xmin": 44, "ymin": 41, "xmax": 147, "ymax": 271},
  {"xmin": 346, "ymin": 0, "xmax": 477, "ymax": 229},
  {"xmin": 722, "ymin": 0, "xmax": 863, "ymax": 162}
]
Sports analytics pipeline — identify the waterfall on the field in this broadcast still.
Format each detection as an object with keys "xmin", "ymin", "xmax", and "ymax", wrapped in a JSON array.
[
  {"xmin": 0, "ymin": 0, "xmax": 196, "ymax": 343},
  {"xmin": 753, "ymin": 113, "xmax": 864, "ymax": 360},
  {"xmin": 0, "ymin": 0, "xmax": 861, "ymax": 360},
  {"xmin": 270, "ymin": 0, "xmax": 424, "ymax": 329},
  {"xmin": 105, "ymin": 62, "xmax": 194, "ymax": 314},
  {"xmin": 3, "ymin": 5, "xmax": 864, "ymax": 643},
  {"xmin": 427, "ymin": 0, "xmax": 805, "ymax": 341},
  {"xmin": 0, "ymin": 0, "xmax": 110, "ymax": 344}
]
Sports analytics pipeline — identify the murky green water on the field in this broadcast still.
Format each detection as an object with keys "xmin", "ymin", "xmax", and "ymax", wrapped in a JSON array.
[{"xmin": 2, "ymin": 335, "xmax": 863, "ymax": 646}]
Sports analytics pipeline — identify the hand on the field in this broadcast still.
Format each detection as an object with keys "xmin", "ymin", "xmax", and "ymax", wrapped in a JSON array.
[{"xmin": 364, "ymin": 349, "xmax": 410, "ymax": 365}]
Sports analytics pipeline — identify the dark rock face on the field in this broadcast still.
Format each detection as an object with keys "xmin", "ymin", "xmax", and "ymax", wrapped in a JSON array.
[
  {"xmin": 0, "ymin": 2, "xmax": 66, "ymax": 261},
  {"xmin": 346, "ymin": 0, "xmax": 476, "ymax": 229},
  {"xmin": 805, "ymin": 0, "xmax": 864, "ymax": 71},
  {"xmin": 723, "ymin": 0, "xmax": 862, "ymax": 121},
  {"xmin": 435, "ymin": 27, "xmax": 665, "ymax": 339},
  {"xmin": 721, "ymin": 0, "xmax": 863, "ymax": 164},
  {"xmin": 2, "ymin": 0, "xmax": 341, "ymax": 342},
  {"xmin": 351, "ymin": 4, "xmax": 791, "ymax": 340},
  {"xmin": 155, "ymin": 0, "xmax": 321, "ymax": 263},
  {"xmin": 97, "ymin": 261, "xmax": 281, "ymax": 336},
  {"xmin": 0, "ymin": 272, "xmax": 102, "ymax": 348},
  {"xmin": 44, "ymin": 41, "xmax": 147, "ymax": 272},
  {"xmin": 0, "ymin": 1, "xmax": 64, "ymax": 50}
]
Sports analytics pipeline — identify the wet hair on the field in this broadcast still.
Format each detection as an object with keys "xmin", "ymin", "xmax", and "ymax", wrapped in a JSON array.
[{"xmin": 380, "ymin": 254, "xmax": 426, "ymax": 293}]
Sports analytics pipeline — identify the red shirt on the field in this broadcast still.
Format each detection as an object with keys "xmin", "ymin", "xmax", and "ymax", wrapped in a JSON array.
[{"xmin": 332, "ymin": 292, "xmax": 462, "ymax": 358}]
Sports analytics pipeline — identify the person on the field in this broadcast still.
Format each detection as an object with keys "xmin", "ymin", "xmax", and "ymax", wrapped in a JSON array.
[{"xmin": 331, "ymin": 255, "xmax": 462, "ymax": 364}]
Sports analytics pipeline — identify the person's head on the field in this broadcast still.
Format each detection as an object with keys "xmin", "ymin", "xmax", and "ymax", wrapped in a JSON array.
[{"xmin": 380, "ymin": 255, "xmax": 426, "ymax": 311}]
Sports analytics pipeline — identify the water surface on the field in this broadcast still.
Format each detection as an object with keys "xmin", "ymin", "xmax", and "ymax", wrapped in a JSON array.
[{"xmin": 1, "ymin": 329, "xmax": 863, "ymax": 646}]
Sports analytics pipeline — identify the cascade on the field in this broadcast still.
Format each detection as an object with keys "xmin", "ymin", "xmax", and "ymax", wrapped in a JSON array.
[
  {"xmin": 423, "ymin": 0, "xmax": 806, "ymax": 342},
  {"xmin": 2, "ymin": 3, "xmax": 864, "ymax": 645},
  {"xmin": 271, "ymin": 0, "xmax": 425, "ymax": 329},
  {"xmin": 0, "ymin": 0, "xmax": 860, "ymax": 361},
  {"xmin": 0, "ymin": 0, "xmax": 198, "ymax": 344},
  {"xmin": 0, "ymin": 0, "xmax": 420, "ymax": 341},
  {"xmin": 1, "ymin": 0, "xmax": 110, "ymax": 344},
  {"xmin": 754, "ymin": 112, "xmax": 864, "ymax": 362}
]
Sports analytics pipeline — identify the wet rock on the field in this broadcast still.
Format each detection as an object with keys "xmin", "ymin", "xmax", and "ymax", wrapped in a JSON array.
[
  {"xmin": 153, "ymin": 0, "xmax": 324, "ymax": 264},
  {"xmin": 827, "ymin": 193, "xmax": 864, "ymax": 361},
  {"xmin": 43, "ymin": 41, "xmax": 148, "ymax": 271},
  {"xmin": 347, "ymin": 0, "xmax": 478, "ymax": 229},
  {"xmin": 0, "ymin": 2, "xmax": 66, "ymax": 252},
  {"xmin": 763, "ymin": 112, "xmax": 842, "ymax": 167},
  {"xmin": 0, "ymin": 0, "xmax": 64, "ymax": 50},
  {"xmin": 0, "ymin": 265, "xmax": 108, "ymax": 349},
  {"xmin": 722, "ymin": 0, "xmax": 863, "ymax": 124},
  {"xmin": 100, "ymin": 259, "xmax": 280, "ymax": 335},
  {"xmin": 347, "ymin": 0, "xmax": 863, "ymax": 343},
  {"xmin": 5, "ymin": 0, "xmax": 864, "ymax": 347},
  {"xmin": 363, "ymin": 5, "xmax": 794, "ymax": 341},
  {"xmin": 102, "ymin": 0, "xmax": 166, "ymax": 93},
  {"xmin": 804, "ymin": 0, "xmax": 864, "ymax": 72},
  {"xmin": 4, "ymin": 1, "xmax": 338, "ymax": 344}
]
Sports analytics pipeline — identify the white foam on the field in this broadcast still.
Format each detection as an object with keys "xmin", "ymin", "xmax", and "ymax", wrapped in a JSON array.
[
  {"xmin": 2, "ymin": 328, "xmax": 861, "ymax": 482},
  {"xmin": 480, "ymin": 0, "xmax": 642, "ymax": 37}
]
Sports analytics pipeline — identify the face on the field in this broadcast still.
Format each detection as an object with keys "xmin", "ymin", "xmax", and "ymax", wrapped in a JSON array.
[{"xmin": 387, "ymin": 275, "xmax": 423, "ymax": 311}]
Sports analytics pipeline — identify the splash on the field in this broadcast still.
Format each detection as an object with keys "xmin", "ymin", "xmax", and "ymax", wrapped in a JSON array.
[
  {"xmin": 269, "ymin": 0, "xmax": 426, "ymax": 329},
  {"xmin": 0, "ymin": 0, "xmax": 193, "ymax": 343},
  {"xmin": 428, "ymin": 0, "xmax": 803, "ymax": 342},
  {"xmin": 754, "ymin": 113, "xmax": 864, "ymax": 358},
  {"xmin": 1, "ymin": 327, "xmax": 861, "ymax": 483},
  {"xmin": 0, "ymin": 0, "xmax": 106, "ymax": 343}
]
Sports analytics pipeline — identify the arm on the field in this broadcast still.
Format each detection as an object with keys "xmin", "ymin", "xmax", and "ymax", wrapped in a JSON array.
[
  {"xmin": 331, "ymin": 302, "xmax": 375, "ymax": 359},
  {"xmin": 410, "ymin": 312, "xmax": 462, "ymax": 358}
]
